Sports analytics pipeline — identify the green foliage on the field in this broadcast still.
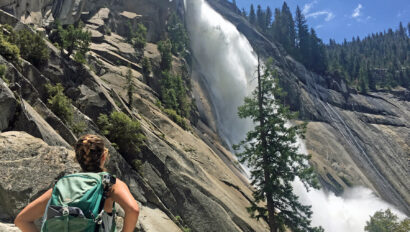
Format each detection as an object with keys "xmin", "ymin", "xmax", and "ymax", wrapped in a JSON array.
[
  {"xmin": 142, "ymin": 57, "xmax": 151, "ymax": 77},
  {"xmin": 128, "ymin": 22, "xmax": 147, "ymax": 59},
  {"xmin": 0, "ymin": 34, "xmax": 20, "ymax": 63},
  {"xmin": 45, "ymin": 83, "xmax": 73, "ymax": 124},
  {"xmin": 233, "ymin": 58, "xmax": 321, "ymax": 232},
  {"xmin": 71, "ymin": 121, "xmax": 87, "ymax": 135},
  {"xmin": 167, "ymin": 13, "xmax": 189, "ymax": 56},
  {"xmin": 97, "ymin": 111, "xmax": 145, "ymax": 154},
  {"xmin": 160, "ymin": 71, "xmax": 191, "ymax": 118},
  {"xmin": 132, "ymin": 159, "xmax": 144, "ymax": 175},
  {"xmin": 365, "ymin": 209, "xmax": 410, "ymax": 232},
  {"xmin": 0, "ymin": 64, "xmax": 8, "ymax": 84},
  {"xmin": 327, "ymin": 23, "xmax": 410, "ymax": 90},
  {"xmin": 51, "ymin": 21, "xmax": 91, "ymax": 63},
  {"xmin": 11, "ymin": 29, "xmax": 49, "ymax": 67},
  {"xmin": 163, "ymin": 108, "xmax": 189, "ymax": 130},
  {"xmin": 174, "ymin": 215, "xmax": 182, "ymax": 224},
  {"xmin": 158, "ymin": 39, "xmax": 173, "ymax": 71},
  {"xmin": 126, "ymin": 68, "xmax": 134, "ymax": 107},
  {"xmin": 244, "ymin": 4, "xmax": 328, "ymax": 74}
]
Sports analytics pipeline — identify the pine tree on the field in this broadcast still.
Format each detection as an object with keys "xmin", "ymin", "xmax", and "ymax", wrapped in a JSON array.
[
  {"xmin": 249, "ymin": 4, "xmax": 256, "ymax": 25},
  {"xmin": 126, "ymin": 67, "xmax": 134, "ymax": 107},
  {"xmin": 309, "ymin": 28, "xmax": 327, "ymax": 74},
  {"xmin": 256, "ymin": 5, "xmax": 265, "ymax": 31},
  {"xmin": 295, "ymin": 6, "xmax": 310, "ymax": 64},
  {"xmin": 265, "ymin": 6, "xmax": 273, "ymax": 33},
  {"xmin": 270, "ymin": 8, "xmax": 282, "ymax": 41},
  {"xmin": 241, "ymin": 8, "xmax": 247, "ymax": 18},
  {"xmin": 234, "ymin": 57, "xmax": 322, "ymax": 232},
  {"xmin": 281, "ymin": 2, "xmax": 296, "ymax": 55}
]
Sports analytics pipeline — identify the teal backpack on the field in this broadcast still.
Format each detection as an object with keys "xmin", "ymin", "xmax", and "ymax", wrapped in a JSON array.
[{"xmin": 41, "ymin": 172, "xmax": 117, "ymax": 232}]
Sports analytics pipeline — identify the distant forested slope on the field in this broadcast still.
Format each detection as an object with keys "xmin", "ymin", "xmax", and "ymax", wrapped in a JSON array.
[{"xmin": 231, "ymin": 0, "xmax": 410, "ymax": 91}]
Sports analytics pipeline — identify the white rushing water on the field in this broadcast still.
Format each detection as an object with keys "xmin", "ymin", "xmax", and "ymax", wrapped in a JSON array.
[{"xmin": 184, "ymin": 0, "xmax": 406, "ymax": 231}]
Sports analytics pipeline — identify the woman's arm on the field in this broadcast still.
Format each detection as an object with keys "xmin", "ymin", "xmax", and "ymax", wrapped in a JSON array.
[
  {"xmin": 15, "ymin": 188, "xmax": 52, "ymax": 232},
  {"xmin": 110, "ymin": 179, "xmax": 140, "ymax": 232}
]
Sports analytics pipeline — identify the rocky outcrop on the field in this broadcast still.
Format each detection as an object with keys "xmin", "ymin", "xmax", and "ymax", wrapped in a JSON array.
[
  {"xmin": 0, "ymin": 131, "xmax": 79, "ymax": 221},
  {"xmin": 0, "ymin": 4, "xmax": 268, "ymax": 231},
  {"xmin": 0, "ymin": 79, "xmax": 17, "ymax": 131}
]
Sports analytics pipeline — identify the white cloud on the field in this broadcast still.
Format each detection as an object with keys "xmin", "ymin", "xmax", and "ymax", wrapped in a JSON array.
[
  {"xmin": 315, "ymin": 24, "xmax": 324, "ymax": 29},
  {"xmin": 302, "ymin": 0, "xmax": 318, "ymax": 14},
  {"xmin": 306, "ymin": 11, "xmax": 335, "ymax": 22},
  {"xmin": 351, "ymin": 4, "xmax": 362, "ymax": 18}
]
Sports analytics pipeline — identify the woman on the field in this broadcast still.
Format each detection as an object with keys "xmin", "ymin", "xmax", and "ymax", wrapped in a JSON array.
[{"xmin": 14, "ymin": 134, "xmax": 140, "ymax": 232}]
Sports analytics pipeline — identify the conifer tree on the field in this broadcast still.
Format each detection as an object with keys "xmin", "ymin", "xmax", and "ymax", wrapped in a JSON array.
[
  {"xmin": 241, "ymin": 8, "xmax": 247, "ymax": 18},
  {"xmin": 234, "ymin": 57, "xmax": 322, "ymax": 232},
  {"xmin": 295, "ymin": 6, "xmax": 310, "ymax": 64},
  {"xmin": 249, "ymin": 4, "xmax": 256, "ymax": 25},
  {"xmin": 126, "ymin": 68, "xmax": 134, "ymax": 107},
  {"xmin": 270, "ymin": 8, "xmax": 282, "ymax": 41},
  {"xmin": 281, "ymin": 2, "xmax": 296, "ymax": 55},
  {"xmin": 265, "ymin": 6, "xmax": 273, "ymax": 32},
  {"xmin": 256, "ymin": 5, "xmax": 265, "ymax": 31}
]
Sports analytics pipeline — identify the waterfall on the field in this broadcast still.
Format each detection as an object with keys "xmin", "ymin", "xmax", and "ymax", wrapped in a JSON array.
[
  {"xmin": 184, "ymin": 0, "xmax": 406, "ymax": 231},
  {"xmin": 184, "ymin": 0, "xmax": 257, "ymax": 148}
]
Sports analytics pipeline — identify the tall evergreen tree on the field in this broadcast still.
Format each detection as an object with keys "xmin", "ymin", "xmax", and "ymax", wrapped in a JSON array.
[
  {"xmin": 309, "ymin": 28, "xmax": 327, "ymax": 74},
  {"xmin": 281, "ymin": 2, "xmax": 296, "ymax": 55},
  {"xmin": 249, "ymin": 4, "xmax": 256, "ymax": 25},
  {"xmin": 295, "ymin": 6, "xmax": 310, "ymax": 64},
  {"xmin": 256, "ymin": 5, "xmax": 265, "ymax": 31},
  {"xmin": 265, "ymin": 6, "xmax": 273, "ymax": 33},
  {"xmin": 126, "ymin": 68, "xmax": 134, "ymax": 107},
  {"xmin": 234, "ymin": 57, "xmax": 322, "ymax": 232},
  {"xmin": 241, "ymin": 8, "xmax": 247, "ymax": 18},
  {"xmin": 270, "ymin": 8, "xmax": 282, "ymax": 41}
]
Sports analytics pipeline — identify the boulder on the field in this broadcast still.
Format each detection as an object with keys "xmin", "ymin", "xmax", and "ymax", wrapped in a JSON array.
[
  {"xmin": 87, "ymin": 7, "xmax": 110, "ymax": 27},
  {"xmin": 0, "ymin": 131, "xmax": 80, "ymax": 221},
  {"xmin": 0, "ymin": 222, "xmax": 20, "ymax": 232}
]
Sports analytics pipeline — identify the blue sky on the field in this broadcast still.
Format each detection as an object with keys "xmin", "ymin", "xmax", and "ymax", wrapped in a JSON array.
[{"xmin": 234, "ymin": 0, "xmax": 410, "ymax": 43}]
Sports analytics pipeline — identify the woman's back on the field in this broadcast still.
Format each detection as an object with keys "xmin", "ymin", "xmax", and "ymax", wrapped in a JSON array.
[{"xmin": 14, "ymin": 134, "xmax": 140, "ymax": 232}]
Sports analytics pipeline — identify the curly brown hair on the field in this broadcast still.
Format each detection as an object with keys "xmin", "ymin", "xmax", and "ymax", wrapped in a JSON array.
[{"xmin": 75, "ymin": 134, "xmax": 108, "ymax": 172}]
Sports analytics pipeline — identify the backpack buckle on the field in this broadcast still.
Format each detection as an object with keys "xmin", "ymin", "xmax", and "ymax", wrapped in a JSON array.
[{"xmin": 62, "ymin": 207, "xmax": 69, "ymax": 216}]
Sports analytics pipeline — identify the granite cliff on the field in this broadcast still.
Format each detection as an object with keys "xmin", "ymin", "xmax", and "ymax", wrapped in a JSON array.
[{"xmin": 0, "ymin": 0, "xmax": 408, "ymax": 231}]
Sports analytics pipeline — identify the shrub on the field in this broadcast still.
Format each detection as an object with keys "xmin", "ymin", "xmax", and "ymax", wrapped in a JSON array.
[
  {"xmin": 0, "ymin": 35, "xmax": 20, "ymax": 63},
  {"xmin": 128, "ymin": 22, "xmax": 147, "ymax": 59},
  {"xmin": 71, "ymin": 121, "xmax": 87, "ymax": 135},
  {"xmin": 365, "ymin": 209, "xmax": 410, "ymax": 232},
  {"xmin": 132, "ymin": 159, "xmax": 144, "ymax": 175},
  {"xmin": 0, "ymin": 64, "xmax": 8, "ymax": 84},
  {"xmin": 160, "ymin": 71, "xmax": 191, "ymax": 117},
  {"xmin": 167, "ymin": 13, "xmax": 189, "ymax": 56},
  {"xmin": 45, "ymin": 83, "xmax": 73, "ymax": 124},
  {"xmin": 164, "ymin": 108, "xmax": 189, "ymax": 130},
  {"xmin": 97, "ymin": 111, "xmax": 145, "ymax": 154},
  {"xmin": 158, "ymin": 39, "xmax": 172, "ymax": 71},
  {"xmin": 12, "ymin": 29, "xmax": 49, "ymax": 67},
  {"xmin": 51, "ymin": 21, "xmax": 91, "ymax": 63}
]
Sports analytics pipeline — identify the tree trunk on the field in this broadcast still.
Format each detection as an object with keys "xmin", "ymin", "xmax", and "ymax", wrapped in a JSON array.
[{"xmin": 256, "ymin": 56, "xmax": 276, "ymax": 232}]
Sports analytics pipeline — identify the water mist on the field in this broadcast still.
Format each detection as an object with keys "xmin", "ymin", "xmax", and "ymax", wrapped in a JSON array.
[{"xmin": 184, "ymin": 0, "xmax": 406, "ymax": 231}]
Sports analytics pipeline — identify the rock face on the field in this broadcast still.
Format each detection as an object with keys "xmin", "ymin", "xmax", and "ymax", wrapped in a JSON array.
[
  {"xmin": 206, "ymin": 0, "xmax": 410, "ymax": 215},
  {"xmin": 0, "ymin": 131, "xmax": 80, "ymax": 221},
  {"xmin": 0, "ymin": 4, "xmax": 268, "ymax": 232},
  {"xmin": 0, "ymin": 80, "xmax": 17, "ymax": 131}
]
